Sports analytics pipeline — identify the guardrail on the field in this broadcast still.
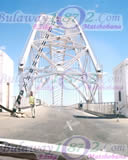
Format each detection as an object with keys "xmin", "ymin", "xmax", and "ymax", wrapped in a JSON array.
[{"xmin": 77, "ymin": 102, "xmax": 118, "ymax": 116}]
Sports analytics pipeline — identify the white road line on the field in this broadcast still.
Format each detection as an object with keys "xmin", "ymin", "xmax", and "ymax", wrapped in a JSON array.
[{"xmin": 66, "ymin": 121, "xmax": 73, "ymax": 131}]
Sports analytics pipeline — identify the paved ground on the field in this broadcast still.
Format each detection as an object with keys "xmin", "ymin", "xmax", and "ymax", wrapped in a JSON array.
[{"xmin": 0, "ymin": 105, "xmax": 128, "ymax": 157}]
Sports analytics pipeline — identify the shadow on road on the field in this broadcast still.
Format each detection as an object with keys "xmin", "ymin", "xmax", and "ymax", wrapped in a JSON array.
[{"xmin": 73, "ymin": 115, "xmax": 125, "ymax": 119}]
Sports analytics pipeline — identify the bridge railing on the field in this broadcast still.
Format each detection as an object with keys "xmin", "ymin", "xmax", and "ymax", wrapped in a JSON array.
[{"xmin": 76, "ymin": 102, "xmax": 118, "ymax": 115}]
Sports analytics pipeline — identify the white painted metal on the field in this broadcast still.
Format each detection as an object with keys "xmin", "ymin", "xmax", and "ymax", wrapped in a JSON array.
[
  {"xmin": 113, "ymin": 58, "xmax": 128, "ymax": 109},
  {"xmin": 97, "ymin": 72, "xmax": 103, "ymax": 103},
  {"xmin": 14, "ymin": 13, "xmax": 102, "ymax": 108},
  {"xmin": 0, "ymin": 50, "xmax": 14, "ymax": 110}
]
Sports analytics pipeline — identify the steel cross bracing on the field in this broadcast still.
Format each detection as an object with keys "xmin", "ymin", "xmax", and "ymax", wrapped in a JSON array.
[{"xmin": 13, "ymin": 14, "xmax": 102, "ymax": 111}]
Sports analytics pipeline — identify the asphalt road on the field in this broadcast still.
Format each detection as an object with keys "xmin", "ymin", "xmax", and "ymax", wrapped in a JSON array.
[{"xmin": 0, "ymin": 105, "xmax": 128, "ymax": 156}]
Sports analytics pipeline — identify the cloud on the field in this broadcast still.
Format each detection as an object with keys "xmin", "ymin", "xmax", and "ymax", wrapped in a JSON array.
[{"xmin": 0, "ymin": 46, "xmax": 6, "ymax": 50}]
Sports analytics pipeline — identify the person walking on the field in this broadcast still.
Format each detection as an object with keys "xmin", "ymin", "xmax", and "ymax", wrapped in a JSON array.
[{"xmin": 29, "ymin": 91, "xmax": 35, "ymax": 118}]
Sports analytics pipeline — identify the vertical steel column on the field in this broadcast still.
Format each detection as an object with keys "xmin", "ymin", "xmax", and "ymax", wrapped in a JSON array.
[{"xmin": 98, "ymin": 72, "xmax": 103, "ymax": 103}]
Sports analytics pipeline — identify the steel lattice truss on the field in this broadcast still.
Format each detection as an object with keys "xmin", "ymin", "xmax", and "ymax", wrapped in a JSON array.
[{"xmin": 17, "ymin": 14, "xmax": 103, "ymax": 107}]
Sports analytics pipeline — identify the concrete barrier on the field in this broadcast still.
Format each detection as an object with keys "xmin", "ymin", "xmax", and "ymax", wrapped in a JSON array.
[
  {"xmin": 75, "ymin": 102, "xmax": 117, "ymax": 117},
  {"xmin": 84, "ymin": 103, "xmax": 116, "ymax": 114}
]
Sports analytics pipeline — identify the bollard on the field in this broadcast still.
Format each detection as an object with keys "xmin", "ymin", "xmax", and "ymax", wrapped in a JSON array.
[
  {"xmin": 116, "ymin": 107, "xmax": 120, "ymax": 122},
  {"xmin": 78, "ymin": 103, "xmax": 83, "ymax": 109}
]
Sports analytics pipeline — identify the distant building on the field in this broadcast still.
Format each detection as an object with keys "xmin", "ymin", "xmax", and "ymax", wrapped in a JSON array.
[
  {"xmin": 0, "ymin": 50, "xmax": 14, "ymax": 110},
  {"xmin": 113, "ymin": 58, "xmax": 128, "ymax": 116}
]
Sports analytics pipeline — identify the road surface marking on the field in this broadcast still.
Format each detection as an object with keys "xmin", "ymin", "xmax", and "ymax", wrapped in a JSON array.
[{"xmin": 66, "ymin": 121, "xmax": 73, "ymax": 131}]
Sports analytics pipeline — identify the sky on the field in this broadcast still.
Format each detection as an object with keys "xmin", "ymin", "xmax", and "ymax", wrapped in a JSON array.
[{"xmin": 0, "ymin": 0, "xmax": 128, "ymax": 105}]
